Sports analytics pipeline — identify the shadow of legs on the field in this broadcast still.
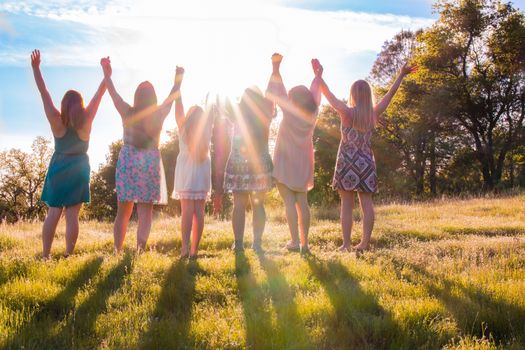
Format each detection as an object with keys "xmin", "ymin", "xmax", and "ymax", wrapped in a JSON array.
[
  {"xmin": 256, "ymin": 253, "xmax": 312, "ymax": 349},
  {"xmin": 235, "ymin": 252, "xmax": 273, "ymax": 348},
  {"xmin": 306, "ymin": 255, "xmax": 402, "ymax": 349},
  {"xmin": 3, "ymin": 257, "xmax": 104, "ymax": 349},
  {"xmin": 139, "ymin": 258, "xmax": 201, "ymax": 349}
]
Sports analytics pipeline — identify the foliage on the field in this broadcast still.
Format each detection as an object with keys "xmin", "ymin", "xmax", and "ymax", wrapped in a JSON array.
[
  {"xmin": 310, "ymin": 105, "xmax": 340, "ymax": 206},
  {"xmin": 84, "ymin": 140, "xmax": 122, "ymax": 221},
  {"xmin": 0, "ymin": 137, "xmax": 52, "ymax": 223},
  {"xmin": 415, "ymin": 0, "xmax": 525, "ymax": 190}
]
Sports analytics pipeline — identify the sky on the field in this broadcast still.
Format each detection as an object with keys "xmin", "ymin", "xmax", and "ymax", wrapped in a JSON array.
[{"xmin": 1, "ymin": 0, "xmax": 524, "ymax": 168}]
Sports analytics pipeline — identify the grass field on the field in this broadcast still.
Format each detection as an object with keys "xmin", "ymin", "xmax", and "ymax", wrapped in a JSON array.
[{"xmin": 0, "ymin": 194, "xmax": 524, "ymax": 349}]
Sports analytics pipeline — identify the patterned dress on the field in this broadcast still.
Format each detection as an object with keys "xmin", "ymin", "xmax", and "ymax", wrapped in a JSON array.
[
  {"xmin": 224, "ymin": 93, "xmax": 274, "ymax": 193},
  {"xmin": 115, "ymin": 115, "xmax": 167, "ymax": 204},
  {"xmin": 333, "ymin": 125, "xmax": 377, "ymax": 193},
  {"xmin": 41, "ymin": 128, "xmax": 90, "ymax": 207},
  {"xmin": 116, "ymin": 144, "xmax": 167, "ymax": 204},
  {"xmin": 223, "ymin": 133, "xmax": 274, "ymax": 192}
]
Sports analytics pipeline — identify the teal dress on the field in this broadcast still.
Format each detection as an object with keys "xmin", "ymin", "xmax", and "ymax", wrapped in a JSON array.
[{"xmin": 41, "ymin": 128, "xmax": 91, "ymax": 207}]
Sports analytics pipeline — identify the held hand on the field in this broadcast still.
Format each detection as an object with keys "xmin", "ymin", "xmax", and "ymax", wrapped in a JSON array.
[
  {"xmin": 311, "ymin": 58, "xmax": 323, "ymax": 78},
  {"xmin": 401, "ymin": 62, "xmax": 418, "ymax": 76},
  {"xmin": 100, "ymin": 57, "xmax": 112, "ymax": 78},
  {"xmin": 31, "ymin": 49, "xmax": 41, "ymax": 69},
  {"xmin": 272, "ymin": 53, "xmax": 283, "ymax": 71},
  {"xmin": 174, "ymin": 66, "xmax": 184, "ymax": 88}
]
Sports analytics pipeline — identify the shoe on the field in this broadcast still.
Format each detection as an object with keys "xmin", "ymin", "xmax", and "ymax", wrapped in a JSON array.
[
  {"xmin": 189, "ymin": 254, "xmax": 198, "ymax": 261},
  {"xmin": 285, "ymin": 240, "xmax": 300, "ymax": 252}
]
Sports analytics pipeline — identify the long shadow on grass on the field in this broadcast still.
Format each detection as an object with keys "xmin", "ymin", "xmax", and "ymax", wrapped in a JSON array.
[
  {"xmin": 235, "ymin": 252, "xmax": 274, "ymax": 349},
  {"xmin": 41, "ymin": 251, "xmax": 134, "ymax": 349},
  {"xmin": 1, "ymin": 256, "xmax": 103, "ymax": 350},
  {"xmin": 306, "ymin": 255, "xmax": 406, "ymax": 349},
  {"xmin": 256, "ymin": 253, "xmax": 312, "ymax": 349},
  {"xmin": 138, "ymin": 258, "xmax": 202, "ymax": 349},
  {"xmin": 402, "ymin": 261, "xmax": 525, "ymax": 344}
]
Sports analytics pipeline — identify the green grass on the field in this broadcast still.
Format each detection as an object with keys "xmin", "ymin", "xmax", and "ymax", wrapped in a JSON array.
[{"xmin": 0, "ymin": 195, "xmax": 524, "ymax": 349}]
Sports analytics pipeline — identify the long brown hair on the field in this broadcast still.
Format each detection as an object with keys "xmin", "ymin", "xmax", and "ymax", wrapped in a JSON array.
[
  {"xmin": 127, "ymin": 81, "xmax": 159, "ymax": 143},
  {"xmin": 60, "ymin": 90, "xmax": 85, "ymax": 130},
  {"xmin": 348, "ymin": 80, "xmax": 376, "ymax": 132},
  {"xmin": 182, "ymin": 105, "xmax": 209, "ymax": 163},
  {"xmin": 133, "ymin": 81, "xmax": 157, "ymax": 113}
]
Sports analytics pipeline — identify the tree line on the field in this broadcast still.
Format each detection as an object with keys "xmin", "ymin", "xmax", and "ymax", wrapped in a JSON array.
[{"xmin": 1, "ymin": 0, "xmax": 523, "ymax": 223}]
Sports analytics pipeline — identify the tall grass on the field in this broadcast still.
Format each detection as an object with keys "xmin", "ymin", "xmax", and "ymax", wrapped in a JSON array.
[{"xmin": 0, "ymin": 195, "xmax": 524, "ymax": 349}]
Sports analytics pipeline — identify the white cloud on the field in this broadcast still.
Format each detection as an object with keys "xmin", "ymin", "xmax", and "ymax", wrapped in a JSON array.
[
  {"xmin": 1, "ymin": 0, "xmax": 435, "ymax": 167},
  {"xmin": 0, "ymin": 12, "xmax": 17, "ymax": 37}
]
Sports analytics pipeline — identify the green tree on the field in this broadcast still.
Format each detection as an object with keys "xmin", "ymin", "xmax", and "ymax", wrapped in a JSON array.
[
  {"xmin": 311, "ymin": 105, "xmax": 340, "ymax": 205},
  {"xmin": 0, "ymin": 137, "xmax": 52, "ymax": 222},
  {"xmin": 417, "ymin": 0, "xmax": 525, "ymax": 190},
  {"xmin": 159, "ymin": 130, "xmax": 181, "ymax": 216},
  {"xmin": 85, "ymin": 140, "xmax": 122, "ymax": 220}
]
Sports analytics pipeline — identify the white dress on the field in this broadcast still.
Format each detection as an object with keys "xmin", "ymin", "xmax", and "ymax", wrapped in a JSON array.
[{"xmin": 172, "ymin": 128, "xmax": 212, "ymax": 200}]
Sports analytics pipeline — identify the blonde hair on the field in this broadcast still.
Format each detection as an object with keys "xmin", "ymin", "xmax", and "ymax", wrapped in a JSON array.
[{"xmin": 348, "ymin": 80, "xmax": 376, "ymax": 132}]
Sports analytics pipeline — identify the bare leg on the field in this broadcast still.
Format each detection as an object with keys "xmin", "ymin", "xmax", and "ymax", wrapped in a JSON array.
[
  {"xmin": 355, "ymin": 192, "xmax": 375, "ymax": 250},
  {"xmin": 136, "ymin": 202, "xmax": 153, "ymax": 251},
  {"xmin": 295, "ymin": 191, "xmax": 311, "ymax": 249},
  {"xmin": 113, "ymin": 201, "xmax": 134, "ymax": 253},
  {"xmin": 42, "ymin": 207, "xmax": 63, "ymax": 259},
  {"xmin": 250, "ymin": 192, "xmax": 266, "ymax": 249},
  {"xmin": 338, "ymin": 190, "xmax": 355, "ymax": 252},
  {"xmin": 277, "ymin": 183, "xmax": 300, "ymax": 249},
  {"xmin": 180, "ymin": 199, "xmax": 194, "ymax": 257},
  {"xmin": 190, "ymin": 199, "xmax": 206, "ymax": 256},
  {"xmin": 64, "ymin": 204, "xmax": 82, "ymax": 256},
  {"xmin": 232, "ymin": 192, "xmax": 249, "ymax": 247}
]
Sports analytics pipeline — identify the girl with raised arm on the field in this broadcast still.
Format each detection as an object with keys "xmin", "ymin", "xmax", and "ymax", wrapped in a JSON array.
[
  {"xmin": 172, "ymin": 67, "xmax": 213, "ymax": 259},
  {"xmin": 315, "ymin": 58, "xmax": 416, "ymax": 252},
  {"xmin": 100, "ymin": 57, "xmax": 178, "ymax": 253},
  {"xmin": 267, "ymin": 53, "xmax": 322, "ymax": 254},
  {"xmin": 31, "ymin": 49, "xmax": 107, "ymax": 259},
  {"xmin": 223, "ymin": 87, "xmax": 275, "ymax": 253}
]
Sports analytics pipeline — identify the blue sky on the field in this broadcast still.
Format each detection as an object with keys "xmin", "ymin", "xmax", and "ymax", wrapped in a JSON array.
[{"xmin": 1, "ymin": 0, "xmax": 523, "ymax": 167}]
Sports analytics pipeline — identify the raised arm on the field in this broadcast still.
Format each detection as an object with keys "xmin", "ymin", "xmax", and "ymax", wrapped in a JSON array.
[
  {"xmin": 158, "ymin": 68, "xmax": 182, "ymax": 119},
  {"xmin": 31, "ymin": 50, "xmax": 62, "ymax": 133},
  {"xmin": 100, "ymin": 57, "xmax": 131, "ymax": 118},
  {"xmin": 85, "ymin": 79, "xmax": 107, "ymax": 124},
  {"xmin": 174, "ymin": 66, "xmax": 185, "ymax": 130},
  {"xmin": 314, "ymin": 59, "xmax": 351, "ymax": 115},
  {"xmin": 310, "ymin": 59, "xmax": 323, "ymax": 107},
  {"xmin": 374, "ymin": 63, "xmax": 417, "ymax": 116},
  {"xmin": 265, "ymin": 53, "xmax": 288, "ymax": 110}
]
